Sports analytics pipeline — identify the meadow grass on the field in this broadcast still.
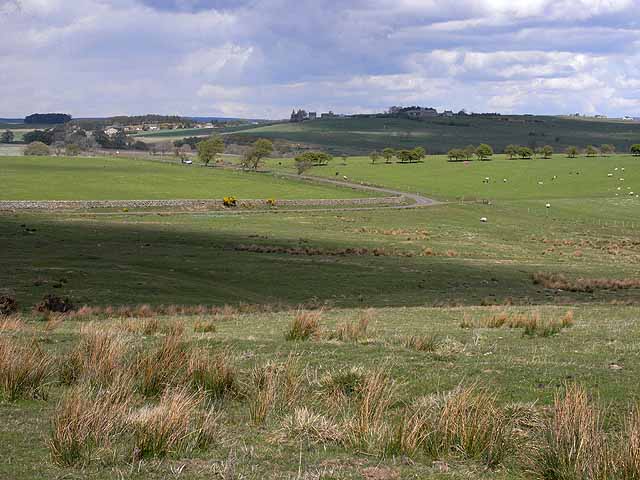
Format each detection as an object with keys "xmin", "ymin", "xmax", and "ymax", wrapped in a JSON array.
[{"xmin": 0, "ymin": 155, "xmax": 373, "ymax": 200}]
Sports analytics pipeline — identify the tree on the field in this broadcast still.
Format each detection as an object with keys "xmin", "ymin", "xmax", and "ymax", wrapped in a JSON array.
[
  {"xmin": 65, "ymin": 144, "xmax": 81, "ymax": 156},
  {"xmin": 294, "ymin": 151, "xmax": 332, "ymax": 167},
  {"xmin": 412, "ymin": 146, "xmax": 426, "ymax": 162},
  {"xmin": 504, "ymin": 144, "xmax": 518, "ymax": 159},
  {"xmin": 463, "ymin": 145, "xmax": 476, "ymax": 161},
  {"xmin": 447, "ymin": 148, "xmax": 465, "ymax": 162},
  {"xmin": 295, "ymin": 158, "xmax": 313, "ymax": 175},
  {"xmin": 517, "ymin": 146, "xmax": 533, "ymax": 159},
  {"xmin": 585, "ymin": 145, "xmax": 598, "ymax": 157},
  {"xmin": 631, "ymin": 144, "xmax": 640, "ymax": 156},
  {"xmin": 175, "ymin": 144, "xmax": 192, "ymax": 162},
  {"xmin": 1, "ymin": 130, "xmax": 14, "ymax": 143},
  {"xmin": 396, "ymin": 149, "xmax": 414, "ymax": 163},
  {"xmin": 23, "ymin": 129, "xmax": 54, "ymax": 145},
  {"xmin": 369, "ymin": 150, "xmax": 380, "ymax": 164},
  {"xmin": 475, "ymin": 143, "xmax": 494, "ymax": 161},
  {"xmin": 565, "ymin": 146, "xmax": 579, "ymax": 158},
  {"xmin": 541, "ymin": 145, "xmax": 554, "ymax": 159},
  {"xmin": 242, "ymin": 138, "xmax": 273, "ymax": 170},
  {"xmin": 196, "ymin": 135, "xmax": 225, "ymax": 165},
  {"xmin": 382, "ymin": 147, "xmax": 395, "ymax": 164},
  {"xmin": 600, "ymin": 144, "xmax": 615, "ymax": 156},
  {"xmin": 24, "ymin": 141, "xmax": 50, "ymax": 156}
]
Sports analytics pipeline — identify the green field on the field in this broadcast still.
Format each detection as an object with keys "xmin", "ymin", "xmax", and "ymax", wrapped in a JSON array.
[
  {"xmin": 230, "ymin": 115, "xmax": 640, "ymax": 155},
  {"xmin": 0, "ymin": 156, "xmax": 372, "ymax": 200},
  {"xmin": 268, "ymin": 154, "xmax": 640, "ymax": 201},
  {"xmin": 2, "ymin": 152, "xmax": 640, "ymax": 479}
]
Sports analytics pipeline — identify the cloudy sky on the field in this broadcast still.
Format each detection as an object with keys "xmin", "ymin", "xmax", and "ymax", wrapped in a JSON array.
[{"xmin": 1, "ymin": 0, "xmax": 639, "ymax": 119}]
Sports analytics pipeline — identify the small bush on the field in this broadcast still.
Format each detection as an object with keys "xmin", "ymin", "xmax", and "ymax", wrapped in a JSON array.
[
  {"xmin": 0, "ymin": 294, "xmax": 18, "ymax": 316},
  {"xmin": 223, "ymin": 196, "xmax": 237, "ymax": 207},
  {"xmin": 285, "ymin": 309, "xmax": 322, "ymax": 341},
  {"xmin": 0, "ymin": 338, "xmax": 53, "ymax": 400},
  {"xmin": 35, "ymin": 294, "xmax": 75, "ymax": 313},
  {"xmin": 24, "ymin": 141, "xmax": 50, "ymax": 156}
]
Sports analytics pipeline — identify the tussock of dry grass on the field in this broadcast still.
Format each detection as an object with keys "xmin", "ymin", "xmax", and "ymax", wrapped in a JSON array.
[
  {"xmin": 129, "ymin": 387, "xmax": 218, "ymax": 459},
  {"xmin": 59, "ymin": 324, "xmax": 129, "ymax": 386},
  {"xmin": 49, "ymin": 379, "xmax": 134, "ymax": 466},
  {"xmin": 285, "ymin": 309, "xmax": 322, "ymax": 341},
  {"xmin": 247, "ymin": 362, "xmax": 281, "ymax": 426},
  {"xmin": 318, "ymin": 366, "xmax": 366, "ymax": 405},
  {"xmin": 533, "ymin": 272, "xmax": 640, "ymax": 292},
  {"xmin": 135, "ymin": 332, "xmax": 189, "ymax": 396},
  {"xmin": 329, "ymin": 309, "xmax": 374, "ymax": 342},
  {"xmin": 400, "ymin": 334, "xmax": 439, "ymax": 352},
  {"xmin": 0, "ymin": 337, "xmax": 53, "ymax": 400},
  {"xmin": 461, "ymin": 309, "xmax": 574, "ymax": 337},
  {"xmin": 348, "ymin": 368, "xmax": 397, "ymax": 451},
  {"xmin": 532, "ymin": 384, "xmax": 613, "ymax": 480},
  {"xmin": 187, "ymin": 348, "xmax": 237, "ymax": 399},
  {"xmin": 193, "ymin": 318, "xmax": 217, "ymax": 333},
  {"xmin": 0, "ymin": 315, "xmax": 25, "ymax": 332},
  {"xmin": 394, "ymin": 385, "xmax": 511, "ymax": 466},
  {"xmin": 620, "ymin": 404, "xmax": 640, "ymax": 479},
  {"xmin": 277, "ymin": 407, "xmax": 343, "ymax": 445}
]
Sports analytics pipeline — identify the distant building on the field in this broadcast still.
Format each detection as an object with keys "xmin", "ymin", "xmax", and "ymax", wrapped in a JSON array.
[
  {"xmin": 320, "ymin": 111, "xmax": 336, "ymax": 119},
  {"xmin": 104, "ymin": 127, "xmax": 120, "ymax": 136},
  {"xmin": 308, "ymin": 112, "xmax": 317, "ymax": 120},
  {"xmin": 405, "ymin": 107, "xmax": 438, "ymax": 119},
  {"xmin": 388, "ymin": 106, "xmax": 402, "ymax": 115},
  {"xmin": 290, "ymin": 109, "xmax": 308, "ymax": 122},
  {"xmin": 442, "ymin": 110, "xmax": 454, "ymax": 117}
]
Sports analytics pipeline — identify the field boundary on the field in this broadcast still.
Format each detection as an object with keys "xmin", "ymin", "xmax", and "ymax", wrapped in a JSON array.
[{"xmin": 0, "ymin": 196, "xmax": 405, "ymax": 211}]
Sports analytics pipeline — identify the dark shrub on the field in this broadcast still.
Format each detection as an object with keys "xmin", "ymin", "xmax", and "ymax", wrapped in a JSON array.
[
  {"xmin": 35, "ymin": 294, "xmax": 75, "ymax": 313},
  {"xmin": 0, "ymin": 294, "xmax": 18, "ymax": 316}
]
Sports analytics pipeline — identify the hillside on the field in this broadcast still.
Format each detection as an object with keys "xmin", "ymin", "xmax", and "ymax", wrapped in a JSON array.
[{"xmin": 228, "ymin": 115, "xmax": 640, "ymax": 155}]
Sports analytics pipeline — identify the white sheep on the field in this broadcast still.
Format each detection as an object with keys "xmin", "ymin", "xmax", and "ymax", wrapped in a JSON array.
[
  {"xmin": 480, "ymin": 217, "xmax": 488, "ymax": 223},
  {"xmin": 546, "ymin": 203, "xmax": 551, "ymax": 208}
]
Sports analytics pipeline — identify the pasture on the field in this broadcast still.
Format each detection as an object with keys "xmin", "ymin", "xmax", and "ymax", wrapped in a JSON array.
[
  {"xmin": 1, "ymin": 152, "xmax": 640, "ymax": 479},
  {"xmin": 267, "ymin": 154, "xmax": 640, "ymax": 201},
  {"xmin": 0, "ymin": 156, "xmax": 372, "ymax": 201}
]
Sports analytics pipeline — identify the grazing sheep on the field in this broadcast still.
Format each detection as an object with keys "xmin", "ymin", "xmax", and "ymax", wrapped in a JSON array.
[
  {"xmin": 480, "ymin": 217, "xmax": 488, "ymax": 223},
  {"xmin": 546, "ymin": 203, "xmax": 551, "ymax": 208},
  {"xmin": 608, "ymin": 173, "xmax": 613, "ymax": 177},
  {"xmin": 538, "ymin": 181, "xmax": 544, "ymax": 185}
]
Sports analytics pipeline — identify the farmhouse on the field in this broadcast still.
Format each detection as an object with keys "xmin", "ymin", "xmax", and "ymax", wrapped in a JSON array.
[
  {"xmin": 405, "ymin": 107, "xmax": 438, "ymax": 119},
  {"xmin": 104, "ymin": 127, "xmax": 120, "ymax": 136}
]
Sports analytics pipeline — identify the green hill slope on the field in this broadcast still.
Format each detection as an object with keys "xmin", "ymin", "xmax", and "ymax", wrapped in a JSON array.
[{"xmin": 229, "ymin": 115, "xmax": 640, "ymax": 155}]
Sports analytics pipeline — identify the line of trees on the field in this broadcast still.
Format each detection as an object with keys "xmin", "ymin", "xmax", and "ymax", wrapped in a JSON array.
[
  {"xmin": 369, "ymin": 147, "xmax": 426, "ymax": 164},
  {"xmin": 24, "ymin": 113, "xmax": 71, "ymax": 124},
  {"xmin": 447, "ymin": 144, "xmax": 494, "ymax": 162}
]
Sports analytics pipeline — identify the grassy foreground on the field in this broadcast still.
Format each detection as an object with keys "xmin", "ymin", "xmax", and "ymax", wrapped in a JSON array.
[{"xmin": 2, "ymin": 305, "xmax": 640, "ymax": 479}]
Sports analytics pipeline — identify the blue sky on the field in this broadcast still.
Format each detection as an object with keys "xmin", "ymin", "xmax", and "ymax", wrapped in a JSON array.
[{"xmin": 1, "ymin": 0, "xmax": 639, "ymax": 118}]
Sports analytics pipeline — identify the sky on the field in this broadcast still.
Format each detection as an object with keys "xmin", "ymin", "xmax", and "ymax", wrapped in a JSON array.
[{"xmin": 1, "ymin": 0, "xmax": 639, "ymax": 119}]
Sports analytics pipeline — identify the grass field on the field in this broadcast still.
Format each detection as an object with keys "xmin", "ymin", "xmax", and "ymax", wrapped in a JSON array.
[
  {"xmin": 268, "ymin": 154, "xmax": 640, "ymax": 201},
  {"xmin": 0, "ymin": 156, "xmax": 373, "ymax": 200},
  {"xmin": 2, "ymin": 152, "xmax": 640, "ymax": 479},
  {"xmin": 230, "ymin": 115, "xmax": 640, "ymax": 155}
]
